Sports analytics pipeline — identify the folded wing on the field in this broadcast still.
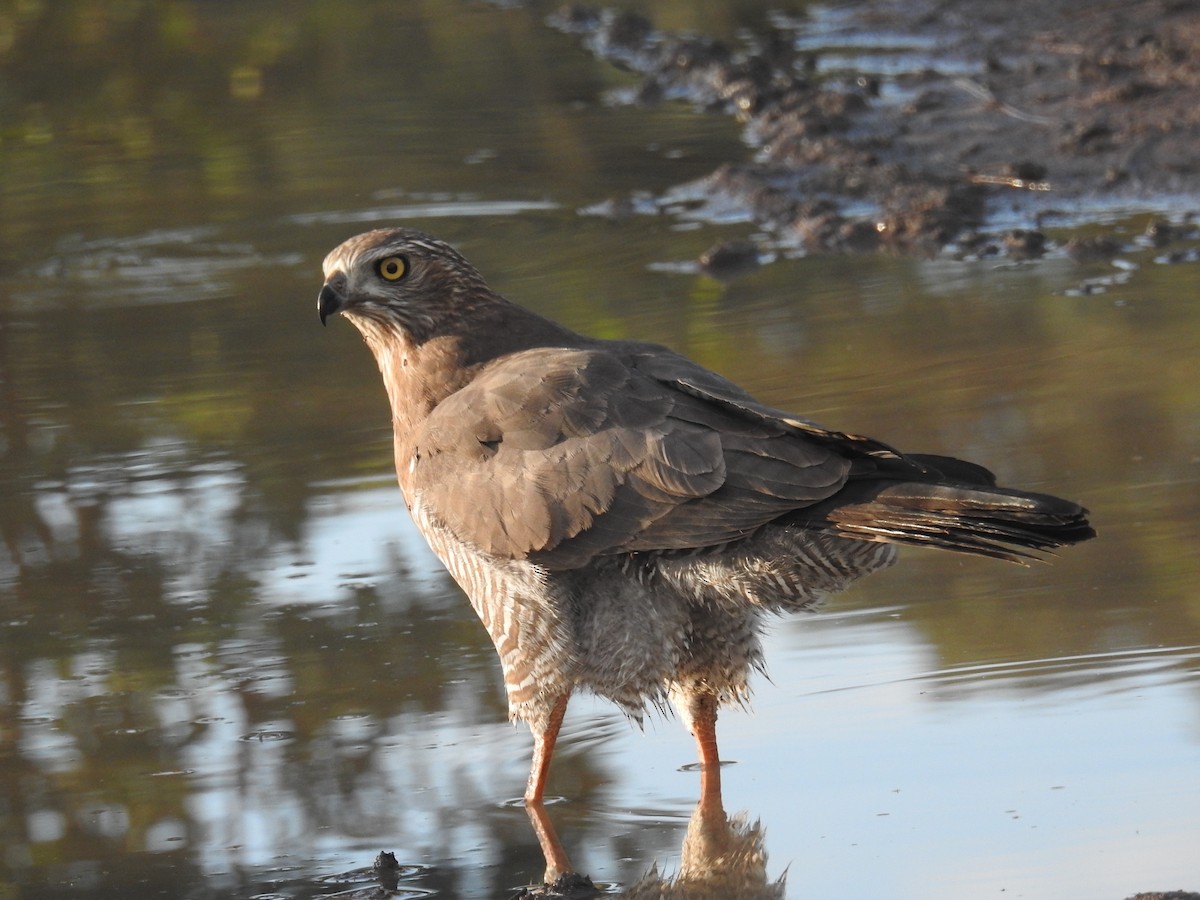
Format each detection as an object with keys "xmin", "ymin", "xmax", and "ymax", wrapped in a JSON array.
[{"xmin": 409, "ymin": 345, "xmax": 855, "ymax": 569}]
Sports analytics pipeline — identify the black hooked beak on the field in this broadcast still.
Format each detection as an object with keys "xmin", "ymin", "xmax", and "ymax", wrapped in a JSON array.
[{"xmin": 318, "ymin": 280, "xmax": 346, "ymax": 327}]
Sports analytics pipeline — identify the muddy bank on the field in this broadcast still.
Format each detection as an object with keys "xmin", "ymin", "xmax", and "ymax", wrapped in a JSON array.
[{"xmin": 549, "ymin": 0, "xmax": 1200, "ymax": 258}]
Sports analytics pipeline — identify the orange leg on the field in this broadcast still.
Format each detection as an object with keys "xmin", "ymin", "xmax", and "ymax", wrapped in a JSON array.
[
  {"xmin": 525, "ymin": 693, "xmax": 569, "ymax": 805},
  {"xmin": 690, "ymin": 692, "xmax": 723, "ymax": 815},
  {"xmin": 524, "ymin": 694, "xmax": 573, "ymax": 879}
]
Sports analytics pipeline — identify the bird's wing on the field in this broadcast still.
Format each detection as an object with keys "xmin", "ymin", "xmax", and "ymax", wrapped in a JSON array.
[
  {"xmin": 627, "ymin": 345, "xmax": 913, "ymax": 463},
  {"xmin": 408, "ymin": 345, "xmax": 855, "ymax": 569}
]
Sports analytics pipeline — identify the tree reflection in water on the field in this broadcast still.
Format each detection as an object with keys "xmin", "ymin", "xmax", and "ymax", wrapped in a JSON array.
[{"xmin": 1, "ymin": 0, "xmax": 1198, "ymax": 897}]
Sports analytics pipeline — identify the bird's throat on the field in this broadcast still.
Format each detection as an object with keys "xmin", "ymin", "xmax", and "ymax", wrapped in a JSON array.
[{"xmin": 367, "ymin": 333, "xmax": 477, "ymax": 438}]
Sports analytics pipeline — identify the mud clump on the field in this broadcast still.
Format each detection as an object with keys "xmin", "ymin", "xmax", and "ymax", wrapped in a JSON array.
[{"xmin": 553, "ymin": 0, "xmax": 1200, "ymax": 257}]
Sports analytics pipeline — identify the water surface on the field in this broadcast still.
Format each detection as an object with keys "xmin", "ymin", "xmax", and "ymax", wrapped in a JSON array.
[{"xmin": 1, "ymin": 3, "xmax": 1198, "ymax": 898}]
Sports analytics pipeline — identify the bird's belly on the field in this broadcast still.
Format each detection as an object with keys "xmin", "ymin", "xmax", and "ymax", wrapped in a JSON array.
[
  {"xmin": 409, "ymin": 494, "xmax": 579, "ymax": 729},
  {"xmin": 654, "ymin": 527, "xmax": 897, "ymax": 612}
]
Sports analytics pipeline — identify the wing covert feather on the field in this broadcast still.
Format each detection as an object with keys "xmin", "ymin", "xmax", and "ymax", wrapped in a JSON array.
[{"xmin": 408, "ymin": 345, "xmax": 852, "ymax": 568}]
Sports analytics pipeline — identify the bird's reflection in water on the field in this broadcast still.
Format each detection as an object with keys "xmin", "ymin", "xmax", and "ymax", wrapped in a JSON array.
[{"xmin": 519, "ymin": 782, "xmax": 785, "ymax": 899}]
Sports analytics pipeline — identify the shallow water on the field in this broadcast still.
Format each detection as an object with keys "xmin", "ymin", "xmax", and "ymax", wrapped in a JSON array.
[{"xmin": 1, "ymin": 2, "xmax": 1199, "ymax": 898}]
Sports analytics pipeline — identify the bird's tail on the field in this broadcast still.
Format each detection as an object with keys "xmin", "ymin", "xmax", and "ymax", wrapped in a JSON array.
[{"xmin": 811, "ymin": 481, "xmax": 1095, "ymax": 563}]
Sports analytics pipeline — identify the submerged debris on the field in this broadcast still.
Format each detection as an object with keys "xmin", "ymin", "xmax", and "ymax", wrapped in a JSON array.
[
  {"xmin": 508, "ymin": 871, "xmax": 599, "ymax": 899},
  {"xmin": 698, "ymin": 239, "xmax": 762, "ymax": 280},
  {"xmin": 373, "ymin": 851, "xmax": 401, "ymax": 892}
]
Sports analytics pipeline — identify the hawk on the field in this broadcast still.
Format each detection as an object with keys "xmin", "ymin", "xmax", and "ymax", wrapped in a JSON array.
[{"xmin": 316, "ymin": 227, "xmax": 1093, "ymax": 867}]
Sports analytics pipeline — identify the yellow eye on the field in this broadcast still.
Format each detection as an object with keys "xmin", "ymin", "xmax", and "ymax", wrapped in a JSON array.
[{"xmin": 376, "ymin": 255, "xmax": 408, "ymax": 281}]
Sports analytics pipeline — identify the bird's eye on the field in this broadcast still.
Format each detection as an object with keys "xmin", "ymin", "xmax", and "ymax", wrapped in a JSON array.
[{"xmin": 376, "ymin": 255, "xmax": 409, "ymax": 282}]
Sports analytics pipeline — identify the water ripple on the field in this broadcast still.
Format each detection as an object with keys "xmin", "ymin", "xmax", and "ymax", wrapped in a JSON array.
[
  {"xmin": 290, "ymin": 198, "xmax": 559, "ymax": 227},
  {"xmin": 808, "ymin": 644, "xmax": 1200, "ymax": 697}
]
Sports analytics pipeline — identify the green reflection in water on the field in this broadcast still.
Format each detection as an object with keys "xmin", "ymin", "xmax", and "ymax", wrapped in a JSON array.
[{"xmin": 0, "ymin": 0, "xmax": 1198, "ymax": 898}]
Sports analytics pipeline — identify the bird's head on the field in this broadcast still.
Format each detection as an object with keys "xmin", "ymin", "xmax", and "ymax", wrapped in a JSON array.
[{"xmin": 318, "ymin": 228, "xmax": 493, "ymax": 347}]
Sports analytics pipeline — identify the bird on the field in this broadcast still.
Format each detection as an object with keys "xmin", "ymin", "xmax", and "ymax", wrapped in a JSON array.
[{"xmin": 316, "ymin": 227, "xmax": 1094, "ymax": 860}]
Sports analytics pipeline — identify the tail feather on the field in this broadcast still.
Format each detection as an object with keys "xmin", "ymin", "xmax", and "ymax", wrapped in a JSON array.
[{"xmin": 807, "ymin": 482, "xmax": 1095, "ymax": 563}]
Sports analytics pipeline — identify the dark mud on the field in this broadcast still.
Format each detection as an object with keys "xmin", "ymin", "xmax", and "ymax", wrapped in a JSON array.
[{"xmin": 551, "ymin": 0, "xmax": 1200, "ymax": 258}]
